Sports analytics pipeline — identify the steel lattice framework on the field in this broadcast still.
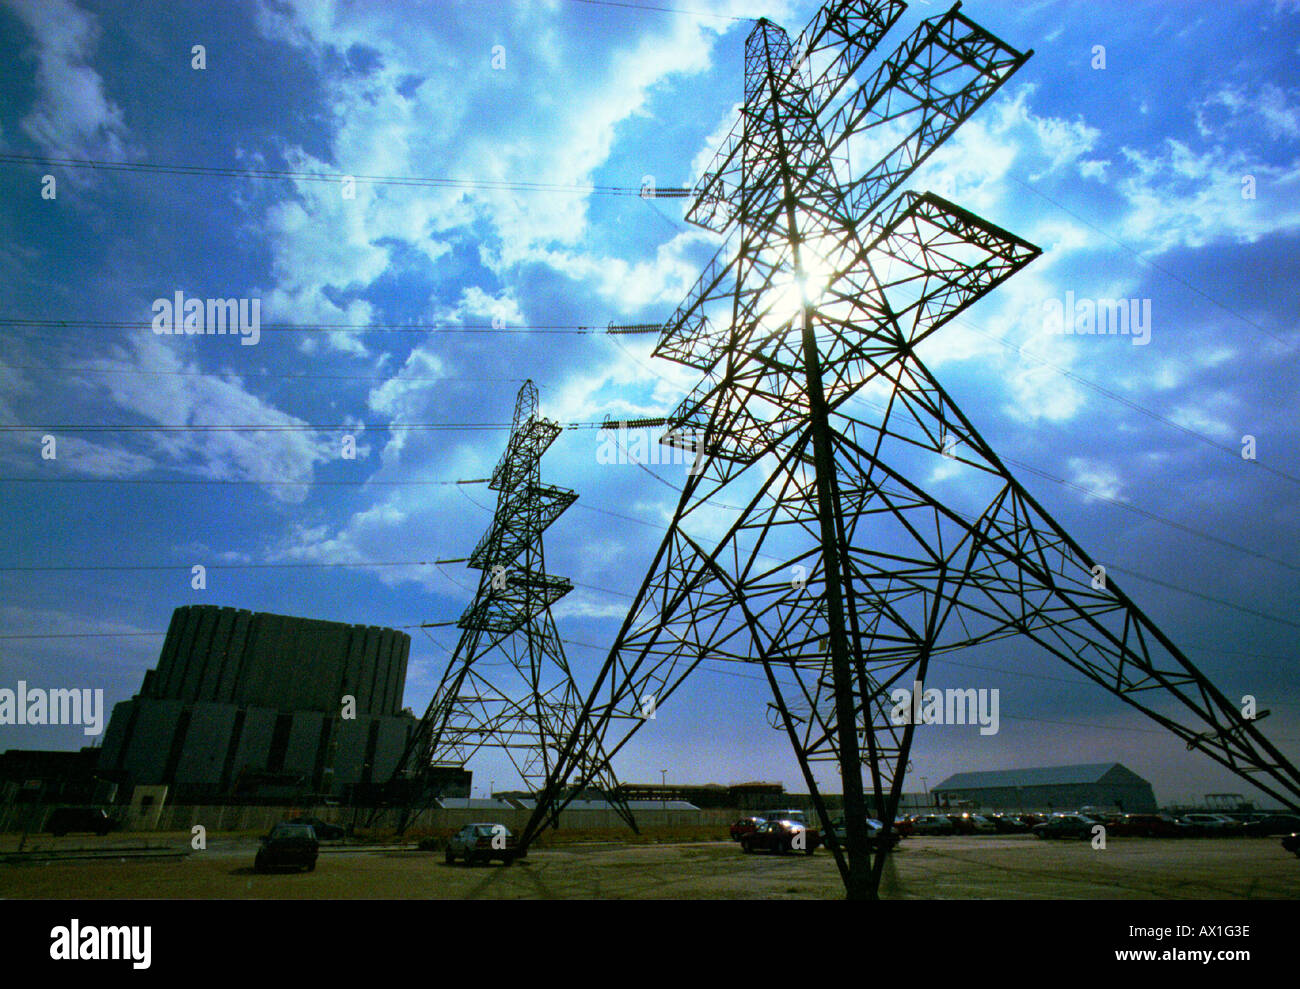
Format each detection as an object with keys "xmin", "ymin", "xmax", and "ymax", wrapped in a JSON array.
[
  {"xmin": 517, "ymin": 0, "xmax": 1300, "ymax": 898},
  {"xmin": 385, "ymin": 380, "xmax": 633, "ymax": 833}
]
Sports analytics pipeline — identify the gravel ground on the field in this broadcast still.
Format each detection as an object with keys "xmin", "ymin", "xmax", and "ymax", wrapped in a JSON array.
[{"xmin": 2, "ymin": 836, "xmax": 1297, "ymax": 899}]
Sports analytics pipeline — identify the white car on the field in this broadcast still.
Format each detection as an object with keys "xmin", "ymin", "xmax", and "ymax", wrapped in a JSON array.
[
  {"xmin": 444, "ymin": 823, "xmax": 518, "ymax": 866},
  {"xmin": 1179, "ymin": 813, "xmax": 1241, "ymax": 836}
]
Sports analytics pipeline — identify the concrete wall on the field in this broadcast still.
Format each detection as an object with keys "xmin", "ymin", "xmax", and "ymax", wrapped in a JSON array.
[
  {"xmin": 119, "ymin": 699, "xmax": 183, "ymax": 782},
  {"xmin": 133, "ymin": 804, "xmax": 739, "ymax": 835},
  {"xmin": 174, "ymin": 703, "xmax": 238, "ymax": 785}
]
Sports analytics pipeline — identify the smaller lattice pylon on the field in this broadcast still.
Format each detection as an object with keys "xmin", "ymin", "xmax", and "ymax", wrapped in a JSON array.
[{"xmin": 380, "ymin": 381, "xmax": 634, "ymax": 836}]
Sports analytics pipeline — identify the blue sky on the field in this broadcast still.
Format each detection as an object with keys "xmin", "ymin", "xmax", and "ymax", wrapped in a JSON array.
[{"xmin": 0, "ymin": 0, "xmax": 1297, "ymax": 808}]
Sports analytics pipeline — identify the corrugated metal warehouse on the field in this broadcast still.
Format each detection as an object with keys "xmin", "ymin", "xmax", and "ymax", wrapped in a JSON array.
[
  {"xmin": 932, "ymin": 762, "xmax": 1158, "ymax": 813},
  {"xmin": 97, "ymin": 605, "xmax": 417, "ymax": 802}
]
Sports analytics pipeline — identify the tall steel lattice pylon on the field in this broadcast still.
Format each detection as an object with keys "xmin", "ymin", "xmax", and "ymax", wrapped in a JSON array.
[
  {"xmin": 384, "ymin": 380, "xmax": 634, "ymax": 834},
  {"xmin": 518, "ymin": 0, "xmax": 1300, "ymax": 898}
]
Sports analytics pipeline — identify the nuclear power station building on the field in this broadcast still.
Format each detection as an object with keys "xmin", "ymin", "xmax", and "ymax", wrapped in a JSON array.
[{"xmin": 98, "ymin": 605, "xmax": 421, "ymax": 802}]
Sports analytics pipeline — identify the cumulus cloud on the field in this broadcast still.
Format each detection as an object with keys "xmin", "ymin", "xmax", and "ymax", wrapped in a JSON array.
[
  {"xmin": 3, "ymin": 0, "xmax": 131, "ymax": 161},
  {"xmin": 52, "ymin": 333, "xmax": 339, "ymax": 502}
]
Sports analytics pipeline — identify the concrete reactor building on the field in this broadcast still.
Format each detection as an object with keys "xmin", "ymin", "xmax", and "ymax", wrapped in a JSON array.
[{"xmin": 98, "ymin": 605, "xmax": 417, "ymax": 802}]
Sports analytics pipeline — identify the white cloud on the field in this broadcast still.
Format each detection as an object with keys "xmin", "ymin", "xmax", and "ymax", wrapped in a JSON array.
[
  {"xmin": 1065, "ymin": 456, "xmax": 1124, "ymax": 501},
  {"xmin": 1117, "ymin": 140, "xmax": 1300, "ymax": 252},
  {"xmin": 3, "ymin": 0, "xmax": 131, "ymax": 161},
  {"xmin": 1198, "ymin": 84, "xmax": 1300, "ymax": 141},
  {"xmin": 69, "ymin": 334, "xmax": 337, "ymax": 502}
]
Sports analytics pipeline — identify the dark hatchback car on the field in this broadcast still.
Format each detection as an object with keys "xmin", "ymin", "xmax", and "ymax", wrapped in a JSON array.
[
  {"xmin": 255, "ymin": 822, "xmax": 319, "ymax": 872},
  {"xmin": 1112, "ymin": 814, "xmax": 1191, "ymax": 838},
  {"xmin": 1244, "ymin": 815, "xmax": 1300, "ymax": 837},
  {"xmin": 740, "ymin": 819, "xmax": 821, "ymax": 855},
  {"xmin": 1033, "ymin": 813, "xmax": 1099, "ymax": 839},
  {"xmin": 290, "ymin": 815, "xmax": 346, "ymax": 841},
  {"xmin": 45, "ymin": 807, "xmax": 118, "ymax": 837}
]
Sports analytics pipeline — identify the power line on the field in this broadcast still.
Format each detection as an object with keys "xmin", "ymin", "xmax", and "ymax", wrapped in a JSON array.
[
  {"xmin": 0, "ymin": 152, "xmax": 691, "ymax": 198},
  {"xmin": 0, "ymin": 627, "xmax": 1288, "ymax": 666},
  {"xmin": 951, "ymin": 315, "xmax": 1300, "ymax": 491},
  {"xmin": 565, "ymin": 0, "xmax": 754, "ymax": 21},
  {"xmin": 0, "ymin": 421, "xmax": 514, "ymax": 433},
  {"xmin": 0, "ymin": 560, "xmax": 448, "ymax": 573},
  {"xmin": 0, "ymin": 417, "xmax": 618, "ymax": 433},
  {"xmin": 564, "ymin": 497, "xmax": 1300, "ymax": 630},
  {"xmin": 1006, "ymin": 172, "xmax": 1287, "ymax": 345},
  {"xmin": 0, "ymin": 475, "xmax": 489, "ymax": 487},
  {"xmin": 0, "ymin": 317, "xmax": 599, "ymax": 335},
  {"xmin": 0, "ymin": 361, "xmax": 526, "ymax": 384}
]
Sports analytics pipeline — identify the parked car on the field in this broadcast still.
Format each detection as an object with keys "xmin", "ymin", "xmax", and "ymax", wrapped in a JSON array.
[
  {"xmin": 892, "ymin": 816, "xmax": 914, "ymax": 838},
  {"xmin": 1281, "ymin": 833, "xmax": 1300, "ymax": 858},
  {"xmin": 944, "ymin": 813, "xmax": 996, "ymax": 835},
  {"xmin": 290, "ymin": 815, "xmax": 346, "ymax": 841},
  {"xmin": 1110, "ymin": 814, "xmax": 1191, "ymax": 838},
  {"xmin": 45, "ymin": 807, "xmax": 118, "ymax": 837},
  {"xmin": 990, "ymin": 813, "xmax": 1029, "ymax": 833},
  {"xmin": 729, "ymin": 817, "xmax": 765, "ymax": 842},
  {"xmin": 740, "ymin": 819, "xmax": 820, "ymax": 855},
  {"xmin": 757, "ymin": 808, "xmax": 806, "ymax": 824},
  {"xmin": 1179, "ymin": 813, "xmax": 1242, "ymax": 837},
  {"xmin": 1033, "ymin": 813, "xmax": 1099, "ymax": 839},
  {"xmin": 1243, "ymin": 814, "xmax": 1300, "ymax": 837},
  {"xmin": 825, "ymin": 816, "xmax": 900, "ymax": 852},
  {"xmin": 909, "ymin": 814, "xmax": 956, "ymax": 836},
  {"xmin": 445, "ymin": 823, "xmax": 518, "ymax": 865},
  {"xmin": 255, "ymin": 822, "xmax": 319, "ymax": 872}
]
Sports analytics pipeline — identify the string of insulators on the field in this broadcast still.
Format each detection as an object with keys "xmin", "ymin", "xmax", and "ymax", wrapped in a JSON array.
[
  {"xmin": 606, "ymin": 323, "xmax": 665, "ymax": 335},
  {"xmin": 601, "ymin": 417, "xmax": 671, "ymax": 429},
  {"xmin": 642, "ymin": 187, "xmax": 693, "ymax": 198}
]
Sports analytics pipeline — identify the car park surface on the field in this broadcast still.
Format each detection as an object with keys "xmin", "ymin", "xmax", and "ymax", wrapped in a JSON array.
[{"xmin": 3, "ymin": 834, "xmax": 1298, "ymax": 899}]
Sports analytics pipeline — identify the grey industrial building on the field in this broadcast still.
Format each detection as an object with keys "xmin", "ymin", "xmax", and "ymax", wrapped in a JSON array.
[
  {"xmin": 98, "ymin": 605, "xmax": 418, "ymax": 802},
  {"xmin": 932, "ymin": 762, "xmax": 1158, "ymax": 813}
]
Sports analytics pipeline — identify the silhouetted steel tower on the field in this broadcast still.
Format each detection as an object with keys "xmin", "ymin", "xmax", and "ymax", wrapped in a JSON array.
[
  {"xmin": 519, "ymin": 0, "xmax": 1300, "ymax": 898},
  {"xmin": 388, "ymin": 380, "xmax": 632, "ymax": 833}
]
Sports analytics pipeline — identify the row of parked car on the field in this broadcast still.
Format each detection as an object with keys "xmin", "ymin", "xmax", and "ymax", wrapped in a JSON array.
[
  {"xmin": 845, "ymin": 809, "xmax": 1300, "ymax": 839},
  {"xmin": 727, "ymin": 809, "xmax": 1300, "ymax": 856}
]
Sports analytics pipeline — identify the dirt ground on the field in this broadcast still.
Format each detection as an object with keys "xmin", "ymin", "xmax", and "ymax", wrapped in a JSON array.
[{"xmin": 3, "ymin": 835, "xmax": 1298, "ymax": 899}]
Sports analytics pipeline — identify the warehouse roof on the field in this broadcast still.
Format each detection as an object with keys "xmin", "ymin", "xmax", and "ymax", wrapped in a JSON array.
[
  {"xmin": 933, "ymin": 762, "xmax": 1147, "ymax": 791},
  {"xmin": 514, "ymin": 798, "xmax": 699, "ymax": 811}
]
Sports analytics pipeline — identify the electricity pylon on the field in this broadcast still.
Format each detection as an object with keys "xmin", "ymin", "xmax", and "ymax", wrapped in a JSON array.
[
  {"xmin": 518, "ymin": 0, "xmax": 1300, "ymax": 899},
  {"xmin": 384, "ymin": 380, "xmax": 633, "ymax": 834}
]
